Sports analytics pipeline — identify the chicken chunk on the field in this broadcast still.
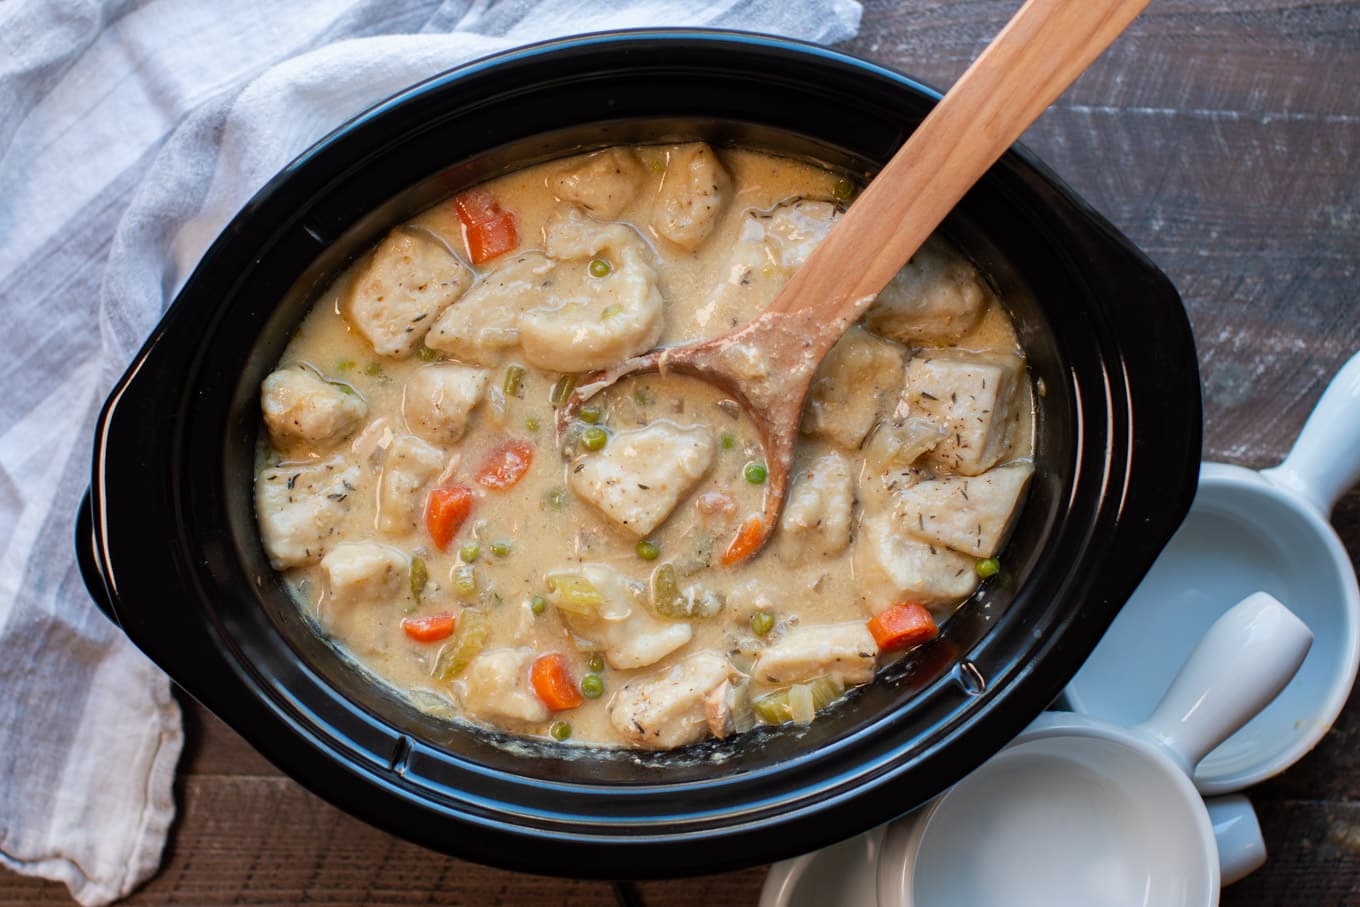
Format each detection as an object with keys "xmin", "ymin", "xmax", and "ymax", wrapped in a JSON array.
[
  {"xmin": 311, "ymin": 542, "xmax": 409, "ymax": 653},
  {"xmin": 343, "ymin": 229, "xmax": 472, "ymax": 357},
  {"xmin": 764, "ymin": 199, "xmax": 842, "ymax": 269},
  {"xmin": 568, "ymin": 421, "xmax": 716, "ymax": 536},
  {"xmin": 865, "ymin": 236, "xmax": 991, "ymax": 344},
  {"xmin": 778, "ymin": 452, "xmax": 854, "ymax": 561},
  {"xmin": 255, "ymin": 458, "xmax": 360, "ymax": 568},
  {"xmin": 377, "ymin": 434, "xmax": 446, "ymax": 534},
  {"xmin": 424, "ymin": 252, "xmax": 554, "ymax": 365},
  {"xmin": 402, "ymin": 363, "xmax": 489, "ymax": 444},
  {"xmin": 550, "ymin": 147, "xmax": 644, "ymax": 219},
  {"xmin": 696, "ymin": 200, "xmax": 839, "ymax": 333},
  {"xmin": 608, "ymin": 652, "xmax": 734, "ymax": 749},
  {"xmin": 751, "ymin": 622, "xmax": 878, "ymax": 691},
  {"xmin": 459, "ymin": 648, "xmax": 550, "ymax": 724},
  {"xmin": 854, "ymin": 513, "xmax": 980, "ymax": 611},
  {"xmin": 595, "ymin": 611, "xmax": 695, "ymax": 670},
  {"xmin": 894, "ymin": 461, "xmax": 1035, "ymax": 557},
  {"xmin": 802, "ymin": 327, "xmax": 906, "ymax": 449},
  {"xmin": 550, "ymin": 564, "xmax": 694, "ymax": 670},
  {"xmin": 901, "ymin": 350, "xmax": 1026, "ymax": 475},
  {"xmin": 651, "ymin": 143, "xmax": 731, "ymax": 251},
  {"xmin": 427, "ymin": 210, "xmax": 664, "ymax": 373},
  {"xmin": 260, "ymin": 366, "xmax": 367, "ymax": 451},
  {"xmin": 517, "ymin": 209, "xmax": 664, "ymax": 372},
  {"xmin": 321, "ymin": 541, "xmax": 409, "ymax": 608}
]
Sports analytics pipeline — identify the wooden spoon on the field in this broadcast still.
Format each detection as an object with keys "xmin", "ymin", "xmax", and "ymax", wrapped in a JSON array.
[{"xmin": 560, "ymin": 0, "xmax": 1154, "ymax": 562}]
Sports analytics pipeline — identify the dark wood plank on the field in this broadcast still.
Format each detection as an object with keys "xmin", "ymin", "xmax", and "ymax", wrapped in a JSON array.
[
  {"xmin": 0, "ymin": 770, "xmax": 766, "ymax": 906},
  {"xmin": 1223, "ymin": 800, "xmax": 1360, "ymax": 906}
]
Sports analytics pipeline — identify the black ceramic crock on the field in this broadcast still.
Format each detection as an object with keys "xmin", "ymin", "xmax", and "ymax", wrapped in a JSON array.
[{"xmin": 78, "ymin": 31, "xmax": 1201, "ymax": 877}]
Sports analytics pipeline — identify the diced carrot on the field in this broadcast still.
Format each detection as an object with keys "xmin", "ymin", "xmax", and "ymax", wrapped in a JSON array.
[
  {"xmin": 401, "ymin": 613, "xmax": 456, "ymax": 643},
  {"xmin": 465, "ymin": 214, "xmax": 517, "ymax": 264},
  {"xmin": 475, "ymin": 439, "xmax": 534, "ymax": 490},
  {"xmin": 720, "ymin": 515, "xmax": 764, "ymax": 566},
  {"xmin": 454, "ymin": 188, "xmax": 501, "ymax": 225},
  {"xmin": 454, "ymin": 188, "xmax": 518, "ymax": 264},
  {"xmin": 425, "ymin": 483, "xmax": 474, "ymax": 551},
  {"xmin": 867, "ymin": 601, "xmax": 939, "ymax": 653},
  {"xmin": 531, "ymin": 653, "xmax": 583, "ymax": 711}
]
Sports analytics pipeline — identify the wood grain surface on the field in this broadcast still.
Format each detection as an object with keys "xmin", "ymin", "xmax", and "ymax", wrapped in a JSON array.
[{"xmin": 4, "ymin": 1, "xmax": 1357, "ymax": 904}]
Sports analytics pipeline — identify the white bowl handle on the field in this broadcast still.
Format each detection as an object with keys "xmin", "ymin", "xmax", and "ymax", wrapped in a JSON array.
[
  {"xmin": 1135, "ymin": 592, "xmax": 1312, "ymax": 773},
  {"xmin": 1261, "ymin": 349, "xmax": 1360, "ymax": 516},
  {"xmin": 1206, "ymin": 795, "xmax": 1266, "ymax": 887}
]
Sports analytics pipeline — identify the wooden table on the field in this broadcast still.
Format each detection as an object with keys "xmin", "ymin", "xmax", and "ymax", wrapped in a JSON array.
[{"xmin": 5, "ymin": 1, "xmax": 1357, "ymax": 903}]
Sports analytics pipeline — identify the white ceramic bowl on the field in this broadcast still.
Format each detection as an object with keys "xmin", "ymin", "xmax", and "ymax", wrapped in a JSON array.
[
  {"xmin": 875, "ymin": 593, "xmax": 1309, "ymax": 907},
  {"xmin": 1067, "ymin": 350, "xmax": 1360, "ymax": 793}
]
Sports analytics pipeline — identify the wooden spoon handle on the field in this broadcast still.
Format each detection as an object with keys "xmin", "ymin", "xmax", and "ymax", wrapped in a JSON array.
[{"xmin": 766, "ymin": 0, "xmax": 1154, "ymax": 335}]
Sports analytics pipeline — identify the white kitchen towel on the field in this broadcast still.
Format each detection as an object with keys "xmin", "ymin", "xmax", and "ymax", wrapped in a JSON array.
[{"xmin": 0, "ymin": 1, "xmax": 862, "ymax": 904}]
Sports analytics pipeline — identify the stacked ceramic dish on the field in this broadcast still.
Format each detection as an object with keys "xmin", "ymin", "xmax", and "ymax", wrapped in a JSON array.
[{"xmin": 763, "ymin": 351, "xmax": 1360, "ymax": 907}]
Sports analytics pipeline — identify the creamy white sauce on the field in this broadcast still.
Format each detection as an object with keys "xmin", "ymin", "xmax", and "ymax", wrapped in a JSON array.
[{"xmin": 253, "ymin": 144, "xmax": 1033, "ymax": 749}]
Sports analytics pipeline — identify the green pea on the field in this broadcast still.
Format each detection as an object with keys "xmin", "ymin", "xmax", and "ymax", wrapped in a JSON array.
[
  {"xmin": 580, "ymin": 673, "xmax": 604, "ymax": 699},
  {"xmin": 579, "ymin": 405, "xmax": 603, "ymax": 424},
  {"xmin": 720, "ymin": 433, "xmax": 735, "ymax": 450},
  {"xmin": 549, "ymin": 720, "xmax": 572, "ymax": 741},
  {"xmin": 459, "ymin": 542, "xmax": 480, "ymax": 563},
  {"xmin": 417, "ymin": 345, "xmax": 438, "ymax": 362},
  {"xmin": 582, "ymin": 426, "xmax": 608, "ymax": 451},
  {"xmin": 744, "ymin": 461, "xmax": 768, "ymax": 484},
  {"xmin": 529, "ymin": 594, "xmax": 547, "ymax": 615},
  {"xmin": 751, "ymin": 610, "xmax": 775, "ymax": 637},
  {"xmin": 525, "ymin": 416, "xmax": 541, "ymax": 431},
  {"xmin": 636, "ymin": 539, "xmax": 660, "ymax": 561},
  {"xmin": 589, "ymin": 257, "xmax": 613, "ymax": 278},
  {"xmin": 546, "ymin": 487, "xmax": 569, "ymax": 511},
  {"xmin": 975, "ymin": 557, "xmax": 1001, "ymax": 579},
  {"xmin": 587, "ymin": 652, "xmax": 605, "ymax": 673},
  {"xmin": 489, "ymin": 540, "xmax": 512, "ymax": 558}
]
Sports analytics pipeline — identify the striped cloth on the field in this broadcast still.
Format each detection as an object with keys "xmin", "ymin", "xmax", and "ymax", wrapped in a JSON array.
[{"xmin": 0, "ymin": 1, "xmax": 862, "ymax": 903}]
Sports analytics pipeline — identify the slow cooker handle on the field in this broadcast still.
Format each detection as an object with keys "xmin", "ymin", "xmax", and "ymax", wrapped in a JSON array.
[{"xmin": 75, "ymin": 487, "xmax": 120, "ymax": 626}]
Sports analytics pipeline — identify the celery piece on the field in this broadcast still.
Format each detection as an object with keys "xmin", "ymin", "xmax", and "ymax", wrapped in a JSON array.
[
  {"xmin": 788, "ymin": 683, "xmax": 815, "ymax": 725},
  {"xmin": 752, "ymin": 691, "xmax": 791, "ymax": 725},
  {"xmin": 544, "ymin": 573, "xmax": 604, "ymax": 616},
  {"xmin": 409, "ymin": 557, "xmax": 428, "ymax": 603},
  {"xmin": 503, "ymin": 365, "xmax": 526, "ymax": 399},
  {"xmin": 434, "ymin": 609, "xmax": 489, "ymax": 680},
  {"xmin": 452, "ymin": 564, "xmax": 478, "ymax": 597},
  {"xmin": 549, "ymin": 374, "xmax": 577, "ymax": 408},
  {"xmin": 650, "ymin": 563, "xmax": 722, "ymax": 619},
  {"xmin": 650, "ymin": 563, "xmax": 683, "ymax": 618},
  {"xmin": 751, "ymin": 675, "xmax": 843, "ymax": 726}
]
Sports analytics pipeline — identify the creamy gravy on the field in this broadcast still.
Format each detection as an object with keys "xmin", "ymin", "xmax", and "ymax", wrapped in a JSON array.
[{"xmin": 254, "ymin": 144, "xmax": 1033, "ymax": 749}]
